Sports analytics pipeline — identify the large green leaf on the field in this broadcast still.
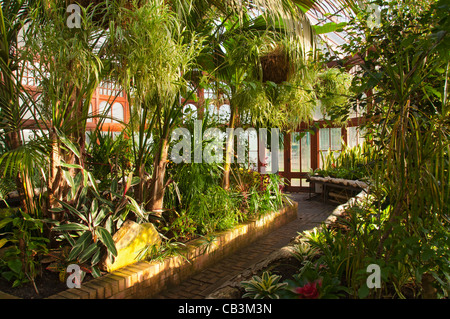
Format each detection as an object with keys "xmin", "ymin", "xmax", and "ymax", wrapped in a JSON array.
[
  {"xmin": 95, "ymin": 226, "xmax": 117, "ymax": 257},
  {"xmin": 90, "ymin": 245, "xmax": 102, "ymax": 265},
  {"xmin": 0, "ymin": 238, "xmax": 8, "ymax": 249},
  {"xmin": 0, "ymin": 217, "xmax": 13, "ymax": 229},
  {"xmin": 68, "ymin": 231, "xmax": 93, "ymax": 261},
  {"xmin": 93, "ymin": 206, "xmax": 109, "ymax": 227},
  {"xmin": 125, "ymin": 195, "xmax": 147, "ymax": 221},
  {"xmin": 58, "ymin": 133, "xmax": 81, "ymax": 159},
  {"xmin": 53, "ymin": 223, "xmax": 89, "ymax": 232},
  {"xmin": 78, "ymin": 242, "xmax": 100, "ymax": 264},
  {"xmin": 7, "ymin": 258, "xmax": 22, "ymax": 274},
  {"xmin": 313, "ymin": 22, "xmax": 347, "ymax": 35},
  {"xmin": 68, "ymin": 242, "xmax": 86, "ymax": 262},
  {"xmin": 57, "ymin": 200, "xmax": 88, "ymax": 224}
]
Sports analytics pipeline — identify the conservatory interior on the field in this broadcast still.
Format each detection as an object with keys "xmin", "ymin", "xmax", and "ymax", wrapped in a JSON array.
[{"xmin": 0, "ymin": 0, "xmax": 448, "ymax": 301}]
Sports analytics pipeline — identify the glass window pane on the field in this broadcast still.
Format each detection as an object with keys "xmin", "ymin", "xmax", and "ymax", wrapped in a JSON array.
[
  {"xmin": 302, "ymin": 179, "xmax": 310, "ymax": 188},
  {"xmin": 207, "ymin": 104, "xmax": 217, "ymax": 120},
  {"xmin": 278, "ymin": 138, "xmax": 284, "ymax": 172},
  {"xmin": 319, "ymin": 128, "xmax": 330, "ymax": 150},
  {"xmin": 347, "ymin": 126, "xmax": 358, "ymax": 148},
  {"xmin": 87, "ymin": 104, "xmax": 93, "ymax": 122},
  {"xmin": 301, "ymin": 132, "xmax": 311, "ymax": 172},
  {"xmin": 331, "ymin": 128, "xmax": 341, "ymax": 150},
  {"xmin": 359, "ymin": 127, "xmax": 367, "ymax": 145},
  {"xmin": 218, "ymin": 104, "xmax": 231, "ymax": 123},
  {"xmin": 291, "ymin": 132, "xmax": 300, "ymax": 173},
  {"xmin": 291, "ymin": 178, "xmax": 301, "ymax": 187},
  {"xmin": 112, "ymin": 102, "xmax": 124, "ymax": 123}
]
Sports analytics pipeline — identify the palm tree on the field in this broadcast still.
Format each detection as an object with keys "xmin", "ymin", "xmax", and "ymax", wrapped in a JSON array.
[
  {"xmin": 0, "ymin": 0, "xmax": 47, "ymax": 215},
  {"xmin": 196, "ymin": 4, "xmax": 317, "ymax": 189},
  {"xmin": 23, "ymin": 0, "xmax": 114, "ymax": 212},
  {"xmin": 108, "ymin": 0, "xmax": 203, "ymax": 214}
]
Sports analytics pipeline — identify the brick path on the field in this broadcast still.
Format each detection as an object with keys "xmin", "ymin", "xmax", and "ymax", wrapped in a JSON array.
[{"xmin": 154, "ymin": 193, "xmax": 337, "ymax": 299}]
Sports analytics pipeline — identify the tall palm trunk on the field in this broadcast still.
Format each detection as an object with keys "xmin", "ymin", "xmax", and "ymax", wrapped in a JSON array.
[
  {"xmin": 222, "ymin": 102, "xmax": 237, "ymax": 190},
  {"xmin": 47, "ymin": 87, "xmax": 84, "ymax": 213},
  {"xmin": 147, "ymin": 128, "xmax": 170, "ymax": 215},
  {"xmin": 48, "ymin": 127, "xmax": 66, "ymax": 215}
]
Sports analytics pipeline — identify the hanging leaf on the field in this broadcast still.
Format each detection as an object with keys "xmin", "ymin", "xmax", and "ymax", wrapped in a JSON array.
[{"xmin": 313, "ymin": 22, "xmax": 347, "ymax": 35}]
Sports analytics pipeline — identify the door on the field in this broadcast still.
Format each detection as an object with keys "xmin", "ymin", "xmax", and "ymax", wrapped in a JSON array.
[{"xmin": 282, "ymin": 131, "xmax": 313, "ymax": 192}]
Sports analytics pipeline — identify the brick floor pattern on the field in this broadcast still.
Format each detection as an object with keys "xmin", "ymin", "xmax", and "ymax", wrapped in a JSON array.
[{"xmin": 154, "ymin": 193, "xmax": 336, "ymax": 299}]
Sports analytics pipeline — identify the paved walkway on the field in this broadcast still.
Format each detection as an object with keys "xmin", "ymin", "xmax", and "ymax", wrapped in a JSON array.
[{"xmin": 155, "ymin": 193, "xmax": 337, "ymax": 299}]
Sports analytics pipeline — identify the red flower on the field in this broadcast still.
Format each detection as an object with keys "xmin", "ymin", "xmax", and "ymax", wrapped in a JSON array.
[{"xmin": 294, "ymin": 281, "xmax": 321, "ymax": 299}]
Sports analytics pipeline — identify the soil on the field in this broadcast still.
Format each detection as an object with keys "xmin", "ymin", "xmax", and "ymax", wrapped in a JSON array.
[
  {"xmin": 0, "ymin": 268, "xmax": 94, "ymax": 299},
  {"xmin": 260, "ymin": 257, "xmax": 304, "ymax": 282},
  {"xmin": 0, "ymin": 269, "xmax": 67, "ymax": 299}
]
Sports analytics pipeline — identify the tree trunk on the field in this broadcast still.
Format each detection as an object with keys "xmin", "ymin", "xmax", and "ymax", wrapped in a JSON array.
[
  {"xmin": 48, "ymin": 128, "xmax": 66, "ymax": 216},
  {"xmin": 147, "ymin": 134, "xmax": 170, "ymax": 216},
  {"xmin": 47, "ymin": 86, "xmax": 86, "ymax": 213},
  {"xmin": 222, "ymin": 104, "xmax": 237, "ymax": 190}
]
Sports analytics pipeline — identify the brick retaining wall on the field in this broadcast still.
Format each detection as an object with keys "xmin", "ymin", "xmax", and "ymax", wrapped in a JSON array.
[{"xmin": 0, "ymin": 201, "xmax": 298, "ymax": 299}]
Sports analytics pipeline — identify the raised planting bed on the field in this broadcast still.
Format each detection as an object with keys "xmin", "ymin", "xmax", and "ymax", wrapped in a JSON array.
[
  {"xmin": 0, "ymin": 201, "xmax": 298, "ymax": 299},
  {"xmin": 205, "ymin": 190, "xmax": 369, "ymax": 299}
]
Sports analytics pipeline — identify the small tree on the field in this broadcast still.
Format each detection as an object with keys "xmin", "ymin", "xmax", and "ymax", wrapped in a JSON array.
[
  {"xmin": 110, "ymin": 0, "xmax": 203, "ymax": 214},
  {"xmin": 24, "ymin": 1, "xmax": 113, "ymax": 213}
]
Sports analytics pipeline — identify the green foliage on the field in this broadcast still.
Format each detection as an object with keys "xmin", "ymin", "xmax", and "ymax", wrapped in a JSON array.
[
  {"xmin": 245, "ymin": 173, "xmax": 287, "ymax": 216},
  {"xmin": 0, "ymin": 176, "xmax": 16, "ymax": 203},
  {"xmin": 86, "ymin": 130, "xmax": 134, "ymax": 188},
  {"xmin": 160, "ymin": 209, "xmax": 198, "ymax": 242},
  {"xmin": 241, "ymin": 271, "xmax": 288, "ymax": 299},
  {"xmin": 282, "ymin": 260, "xmax": 350, "ymax": 299},
  {"xmin": 315, "ymin": 141, "xmax": 377, "ymax": 180},
  {"xmin": 0, "ymin": 210, "xmax": 48, "ymax": 291},
  {"xmin": 315, "ymin": 67, "xmax": 353, "ymax": 123},
  {"xmin": 296, "ymin": 192, "xmax": 450, "ymax": 298},
  {"xmin": 186, "ymin": 185, "xmax": 244, "ymax": 235},
  {"xmin": 50, "ymin": 165, "xmax": 155, "ymax": 277},
  {"xmin": 329, "ymin": 0, "xmax": 450, "ymax": 298}
]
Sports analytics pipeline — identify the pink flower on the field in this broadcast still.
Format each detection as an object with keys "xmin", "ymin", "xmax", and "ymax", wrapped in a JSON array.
[{"xmin": 294, "ymin": 281, "xmax": 321, "ymax": 299}]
